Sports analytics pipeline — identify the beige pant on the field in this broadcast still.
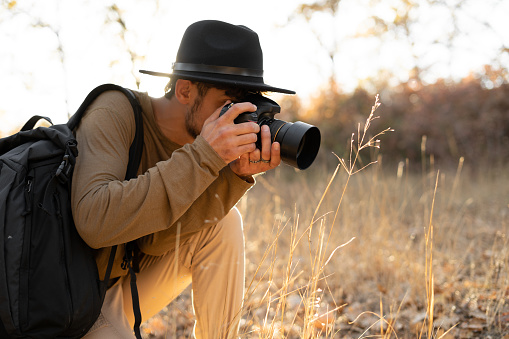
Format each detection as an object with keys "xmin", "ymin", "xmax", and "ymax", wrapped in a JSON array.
[{"xmin": 83, "ymin": 207, "xmax": 245, "ymax": 339}]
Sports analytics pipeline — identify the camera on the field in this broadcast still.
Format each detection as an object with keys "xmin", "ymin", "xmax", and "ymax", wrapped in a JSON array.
[{"xmin": 220, "ymin": 94, "xmax": 320, "ymax": 170}]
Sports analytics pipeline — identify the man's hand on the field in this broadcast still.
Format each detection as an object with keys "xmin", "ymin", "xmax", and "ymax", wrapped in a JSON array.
[
  {"xmin": 229, "ymin": 124, "xmax": 281, "ymax": 179},
  {"xmin": 200, "ymin": 102, "xmax": 281, "ymax": 178},
  {"xmin": 200, "ymin": 101, "xmax": 260, "ymax": 163}
]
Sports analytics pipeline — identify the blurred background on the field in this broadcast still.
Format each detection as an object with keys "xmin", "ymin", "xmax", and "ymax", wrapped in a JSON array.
[
  {"xmin": 1, "ymin": 1, "xmax": 508, "ymax": 338},
  {"xmin": 1, "ymin": 0, "xmax": 508, "ymax": 169}
]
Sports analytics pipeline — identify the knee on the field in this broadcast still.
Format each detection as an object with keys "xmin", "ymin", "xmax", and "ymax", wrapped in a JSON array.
[
  {"xmin": 215, "ymin": 207, "xmax": 244, "ymax": 248},
  {"xmin": 193, "ymin": 207, "xmax": 245, "ymax": 265},
  {"xmin": 222, "ymin": 207, "xmax": 243, "ymax": 229}
]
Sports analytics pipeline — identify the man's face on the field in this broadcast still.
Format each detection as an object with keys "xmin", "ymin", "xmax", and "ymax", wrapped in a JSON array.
[{"xmin": 185, "ymin": 86, "xmax": 234, "ymax": 139}]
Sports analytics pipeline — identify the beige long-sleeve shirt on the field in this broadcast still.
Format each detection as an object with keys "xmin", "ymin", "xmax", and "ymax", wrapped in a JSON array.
[{"xmin": 71, "ymin": 90, "xmax": 253, "ymax": 279}]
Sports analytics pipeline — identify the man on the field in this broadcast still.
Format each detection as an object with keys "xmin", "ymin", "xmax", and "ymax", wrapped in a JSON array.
[{"xmin": 71, "ymin": 20, "xmax": 295, "ymax": 338}]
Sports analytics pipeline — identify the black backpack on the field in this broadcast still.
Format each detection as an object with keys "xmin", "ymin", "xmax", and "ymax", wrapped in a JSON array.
[{"xmin": 0, "ymin": 84, "xmax": 144, "ymax": 338}]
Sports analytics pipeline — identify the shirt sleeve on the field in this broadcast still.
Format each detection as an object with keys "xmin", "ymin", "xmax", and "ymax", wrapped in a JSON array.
[
  {"xmin": 136, "ymin": 165, "xmax": 252, "ymax": 256},
  {"xmin": 71, "ymin": 92, "xmax": 252, "ymax": 250}
]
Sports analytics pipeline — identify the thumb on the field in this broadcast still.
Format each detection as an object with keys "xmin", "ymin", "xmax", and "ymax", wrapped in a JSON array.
[
  {"xmin": 204, "ymin": 100, "xmax": 232, "ymax": 125},
  {"xmin": 219, "ymin": 102, "xmax": 257, "ymax": 124}
]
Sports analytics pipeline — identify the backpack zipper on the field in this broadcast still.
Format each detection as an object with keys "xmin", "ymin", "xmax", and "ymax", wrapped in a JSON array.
[
  {"xmin": 54, "ymin": 193, "xmax": 74, "ymax": 329},
  {"xmin": 20, "ymin": 177, "xmax": 33, "ymax": 329},
  {"xmin": 23, "ymin": 178, "xmax": 33, "ymax": 215}
]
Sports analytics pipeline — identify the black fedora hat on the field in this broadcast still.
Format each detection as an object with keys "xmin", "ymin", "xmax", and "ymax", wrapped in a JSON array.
[{"xmin": 140, "ymin": 20, "xmax": 295, "ymax": 95}]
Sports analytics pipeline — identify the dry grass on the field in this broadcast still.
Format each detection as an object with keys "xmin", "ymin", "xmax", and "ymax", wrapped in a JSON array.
[
  {"xmin": 237, "ymin": 158, "xmax": 508, "ymax": 338},
  {"xmin": 142, "ymin": 97, "xmax": 509, "ymax": 338}
]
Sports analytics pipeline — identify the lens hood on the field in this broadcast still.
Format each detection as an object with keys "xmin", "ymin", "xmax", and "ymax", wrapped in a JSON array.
[{"xmin": 273, "ymin": 121, "xmax": 321, "ymax": 170}]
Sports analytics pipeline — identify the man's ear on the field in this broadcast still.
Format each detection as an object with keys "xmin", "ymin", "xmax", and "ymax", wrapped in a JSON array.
[{"xmin": 174, "ymin": 79, "xmax": 193, "ymax": 104}]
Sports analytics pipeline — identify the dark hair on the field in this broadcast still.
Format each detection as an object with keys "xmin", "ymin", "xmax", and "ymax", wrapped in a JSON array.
[
  {"xmin": 164, "ymin": 78, "xmax": 178, "ymax": 99},
  {"xmin": 164, "ymin": 78, "xmax": 259, "ymax": 101}
]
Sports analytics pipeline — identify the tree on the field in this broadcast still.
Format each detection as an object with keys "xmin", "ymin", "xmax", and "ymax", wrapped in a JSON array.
[
  {"xmin": 289, "ymin": 0, "xmax": 342, "ymax": 89},
  {"xmin": 0, "ymin": 0, "xmax": 160, "ymax": 128},
  {"xmin": 288, "ymin": 0, "xmax": 509, "ymax": 90}
]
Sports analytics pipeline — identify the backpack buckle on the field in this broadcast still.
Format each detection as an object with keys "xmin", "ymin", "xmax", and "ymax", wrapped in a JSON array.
[
  {"xmin": 55, "ymin": 141, "xmax": 78, "ymax": 184},
  {"xmin": 55, "ymin": 154, "xmax": 72, "ymax": 184},
  {"xmin": 66, "ymin": 140, "xmax": 78, "ymax": 157}
]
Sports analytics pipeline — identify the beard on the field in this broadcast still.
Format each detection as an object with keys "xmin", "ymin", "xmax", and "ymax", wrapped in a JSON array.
[{"xmin": 185, "ymin": 96, "xmax": 203, "ymax": 139}]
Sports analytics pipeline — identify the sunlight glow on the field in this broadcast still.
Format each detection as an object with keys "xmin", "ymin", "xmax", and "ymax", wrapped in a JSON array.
[{"xmin": 1, "ymin": 0, "xmax": 507, "ymax": 134}]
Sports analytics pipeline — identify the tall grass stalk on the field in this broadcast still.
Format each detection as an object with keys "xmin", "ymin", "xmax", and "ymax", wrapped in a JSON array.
[
  {"xmin": 419, "ymin": 172, "xmax": 438, "ymax": 339},
  {"xmin": 241, "ymin": 95, "xmax": 393, "ymax": 338}
]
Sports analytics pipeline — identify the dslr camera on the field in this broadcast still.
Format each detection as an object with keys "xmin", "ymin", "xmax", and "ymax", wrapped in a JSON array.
[{"xmin": 220, "ymin": 94, "xmax": 320, "ymax": 170}]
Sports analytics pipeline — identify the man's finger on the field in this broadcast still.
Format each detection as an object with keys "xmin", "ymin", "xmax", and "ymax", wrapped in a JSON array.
[
  {"xmin": 231, "ymin": 121, "xmax": 260, "ymax": 136},
  {"xmin": 234, "ymin": 132, "xmax": 258, "ymax": 147},
  {"xmin": 270, "ymin": 142, "xmax": 281, "ymax": 167},
  {"xmin": 205, "ymin": 100, "xmax": 231, "ymax": 125},
  {"xmin": 219, "ymin": 102, "xmax": 257, "ymax": 123},
  {"xmin": 249, "ymin": 149, "xmax": 261, "ymax": 163},
  {"xmin": 260, "ymin": 125, "xmax": 272, "ymax": 162}
]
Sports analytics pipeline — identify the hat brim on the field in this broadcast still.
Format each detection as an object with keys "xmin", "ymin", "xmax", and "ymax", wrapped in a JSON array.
[{"xmin": 139, "ymin": 70, "xmax": 295, "ymax": 95}]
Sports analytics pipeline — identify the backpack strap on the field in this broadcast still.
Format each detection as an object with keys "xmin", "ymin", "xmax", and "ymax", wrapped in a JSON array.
[
  {"xmin": 122, "ymin": 242, "xmax": 142, "ymax": 339},
  {"xmin": 67, "ymin": 83, "xmax": 144, "ymax": 182},
  {"xmin": 68, "ymin": 84, "xmax": 138, "ymax": 129},
  {"xmin": 121, "ymin": 87, "xmax": 144, "ymax": 339},
  {"xmin": 20, "ymin": 115, "xmax": 53, "ymax": 131},
  {"xmin": 71, "ymin": 84, "xmax": 144, "ymax": 339}
]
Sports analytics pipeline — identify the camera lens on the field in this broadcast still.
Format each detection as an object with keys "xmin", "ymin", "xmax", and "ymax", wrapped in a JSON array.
[
  {"xmin": 296, "ymin": 134, "xmax": 306, "ymax": 158},
  {"xmin": 268, "ymin": 120, "xmax": 321, "ymax": 170}
]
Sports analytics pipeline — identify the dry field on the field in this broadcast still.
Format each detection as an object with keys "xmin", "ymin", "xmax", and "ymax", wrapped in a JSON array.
[
  {"xmin": 142, "ymin": 158, "xmax": 508, "ymax": 339},
  {"xmin": 142, "ymin": 101, "xmax": 508, "ymax": 338},
  {"xmin": 238, "ymin": 159, "xmax": 508, "ymax": 339}
]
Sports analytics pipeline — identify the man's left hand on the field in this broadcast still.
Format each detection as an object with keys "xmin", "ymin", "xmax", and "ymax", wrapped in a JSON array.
[{"xmin": 229, "ymin": 125, "xmax": 281, "ymax": 179}]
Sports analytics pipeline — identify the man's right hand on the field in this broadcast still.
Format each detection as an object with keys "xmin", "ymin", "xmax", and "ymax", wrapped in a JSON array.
[{"xmin": 200, "ymin": 102, "xmax": 261, "ymax": 164}]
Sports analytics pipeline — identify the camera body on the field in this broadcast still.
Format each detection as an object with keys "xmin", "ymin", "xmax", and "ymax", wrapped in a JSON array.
[
  {"xmin": 220, "ymin": 94, "xmax": 321, "ymax": 170},
  {"xmin": 231, "ymin": 94, "xmax": 280, "ymax": 124}
]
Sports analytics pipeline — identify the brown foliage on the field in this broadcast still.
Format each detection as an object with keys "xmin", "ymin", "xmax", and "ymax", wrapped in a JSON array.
[{"xmin": 283, "ymin": 74, "xmax": 509, "ymax": 170}]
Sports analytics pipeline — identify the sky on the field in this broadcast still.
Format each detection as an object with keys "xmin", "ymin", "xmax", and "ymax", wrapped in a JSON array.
[{"xmin": 1, "ymin": 0, "xmax": 508, "ymax": 134}]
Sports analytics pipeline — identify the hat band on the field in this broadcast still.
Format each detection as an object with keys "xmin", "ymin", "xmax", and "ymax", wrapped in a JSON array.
[{"xmin": 173, "ymin": 62, "xmax": 263, "ymax": 77}]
